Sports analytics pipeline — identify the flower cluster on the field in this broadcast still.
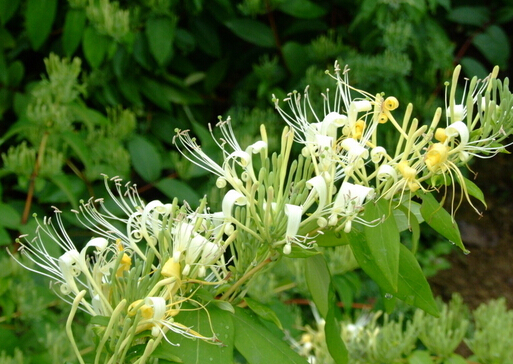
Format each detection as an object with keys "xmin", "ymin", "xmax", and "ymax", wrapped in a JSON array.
[
  {"xmin": 11, "ymin": 176, "xmax": 231, "ymax": 363},
  {"xmin": 174, "ymin": 61, "xmax": 513, "ymax": 255},
  {"xmin": 11, "ymin": 62, "xmax": 513, "ymax": 363}
]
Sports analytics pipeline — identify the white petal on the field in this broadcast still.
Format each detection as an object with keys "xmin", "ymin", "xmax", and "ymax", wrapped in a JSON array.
[
  {"xmin": 446, "ymin": 121, "xmax": 469, "ymax": 147},
  {"xmin": 222, "ymin": 190, "xmax": 247, "ymax": 219},
  {"xmin": 371, "ymin": 146, "xmax": 387, "ymax": 163},
  {"xmin": 284, "ymin": 204, "xmax": 303, "ymax": 239}
]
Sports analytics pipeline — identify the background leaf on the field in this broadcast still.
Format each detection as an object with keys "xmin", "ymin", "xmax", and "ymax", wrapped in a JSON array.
[
  {"xmin": 62, "ymin": 9, "xmax": 87, "ymax": 57},
  {"xmin": 224, "ymin": 19, "xmax": 275, "ymax": 47},
  {"xmin": 419, "ymin": 192, "xmax": 466, "ymax": 252},
  {"xmin": 363, "ymin": 199, "xmax": 400, "ymax": 291},
  {"xmin": 473, "ymin": 25, "xmax": 510, "ymax": 68},
  {"xmin": 25, "ymin": 0, "xmax": 57, "ymax": 50},
  {"xmin": 232, "ymin": 307, "xmax": 308, "ymax": 364},
  {"xmin": 163, "ymin": 306, "xmax": 234, "ymax": 364},
  {"xmin": 128, "ymin": 135, "xmax": 162, "ymax": 182},
  {"xmin": 146, "ymin": 16, "xmax": 177, "ymax": 66}
]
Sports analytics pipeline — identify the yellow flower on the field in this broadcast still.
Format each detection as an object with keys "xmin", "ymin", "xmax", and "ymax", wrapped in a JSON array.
[{"xmin": 425, "ymin": 143, "xmax": 450, "ymax": 173}]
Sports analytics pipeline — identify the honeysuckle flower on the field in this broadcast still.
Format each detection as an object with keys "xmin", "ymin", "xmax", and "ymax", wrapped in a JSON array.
[
  {"xmin": 174, "ymin": 118, "xmax": 267, "ymax": 193},
  {"xmin": 329, "ymin": 182, "xmax": 374, "ymax": 232},
  {"xmin": 127, "ymin": 296, "xmax": 217, "ymax": 344},
  {"xmin": 282, "ymin": 204, "xmax": 304, "ymax": 254},
  {"xmin": 11, "ymin": 212, "xmax": 123, "ymax": 316}
]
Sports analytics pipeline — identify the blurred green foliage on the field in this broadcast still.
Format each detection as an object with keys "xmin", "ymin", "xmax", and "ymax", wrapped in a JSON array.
[{"xmin": 0, "ymin": 0, "xmax": 512, "ymax": 361}]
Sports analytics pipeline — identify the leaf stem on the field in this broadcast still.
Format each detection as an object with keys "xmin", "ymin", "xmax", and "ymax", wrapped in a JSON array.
[{"xmin": 22, "ymin": 132, "xmax": 49, "ymax": 225}]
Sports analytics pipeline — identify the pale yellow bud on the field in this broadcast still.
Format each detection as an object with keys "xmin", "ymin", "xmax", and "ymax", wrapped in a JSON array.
[
  {"xmin": 162, "ymin": 258, "xmax": 181, "ymax": 279},
  {"xmin": 397, "ymin": 161, "xmax": 416, "ymax": 180},
  {"xmin": 435, "ymin": 128, "xmax": 447, "ymax": 142},
  {"xmin": 354, "ymin": 120, "xmax": 365, "ymax": 139},
  {"xmin": 425, "ymin": 143, "xmax": 449, "ymax": 172},
  {"xmin": 383, "ymin": 96, "xmax": 399, "ymax": 111}
]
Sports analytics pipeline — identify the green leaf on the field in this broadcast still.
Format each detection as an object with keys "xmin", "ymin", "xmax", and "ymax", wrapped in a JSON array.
[
  {"xmin": 160, "ymin": 306, "xmax": 234, "ymax": 364},
  {"xmin": 48, "ymin": 174, "xmax": 80, "ymax": 210},
  {"xmin": 447, "ymin": 6, "xmax": 490, "ymax": 26},
  {"xmin": 460, "ymin": 57, "xmax": 489, "ymax": 79},
  {"xmin": 245, "ymin": 297, "xmax": 283, "ymax": 330},
  {"xmin": 62, "ymin": 9, "xmax": 87, "ymax": 57},
  {"xmin": 190, "ymin": 18, "xmax": 221, "ymax": 57},
  {"xmin": 59, "ymin": 131, "xmax": 94, "ymax": 173},
  {"xmin": 0, "ymin": 203, "xmax": 21, "ymax": 229},
  {"xmin": 445, "ymin": 353, "xmax": 468, "ymax": 364},
  {"xmin": 396, "ymin": 203, "xmax": 421, "ymax": 254},
  {"xmin": 408, "ymin": 350, "xmax": 434, "ymax": 364},
  {"xmin": 325, "ymin": 300, "xmax": 348, "ymax": 364},
  {"xmin": 139, "ymin": 77, "xmax": 171, "ymax": 110},
  {"xmin": 232, "ymin": 307, "xmax": 308, "ymax": 364},
  {"xmin": 0, "ymin": 0, "xmax": 20, "ymax": 25},
  {"xmin": 25, "ymin": 0, "xmax": 57, "ymax": 50},
  {"xmin": 395, "ymin": 244, "xmax": 439, "ymax": 316},
  {"xmin": 278, "ymin": 0, "xmax": 327, "ymax": 19},
  {"xmin": 83, "ymin": 26, "xmax": 111, "ymax": 68},
  {"xmin": 7, "ymin": 61, "xmax": 24, "ymax": 87},
  {"xmin": 315, "ymin": 230, "xmax": 350, "ymax": 247},
  {"xmin": 0, "ymin": 226, "xmax": 11, "ymax": 246},
  {"xmin": 133, "ymin": 31, "xmax": 155, "ymax": 69},
  {"xmin": 205, "ymin": 59, "xmax": 228, "ymax": 92},
  {"xmin": 332, "ymin": 274, "xmax": 355, "ymax": 314},
  {"xmin": 224, "ymin": 19, "xmax": 275, "ymax": 47},
  {"xmin": 128, "ymin": 135, "xmax": 162, "ymax": 182},
  {"xmin": 419, "ymin": 192, "xmax": 466, "ymax": 252},
  {"xmin": 350, "ymin": 227, "xmax": 439, "ymax": 316},
  {"xmin": 305, "ymin": 254, "xmax": 330, "ymax": 317},
  {"xmin": 283, "ymin": 244, "xmax": 321, "ymax": 258},
  {"xmin": 473, "ymin": 25, "xmax": 510, "ymax": 68},
  {"xmin": 458, "ymin": 177, "xmax": 487, "ymax": 209},
  {"xmin": 146, "ymin": 15, "xmax": 177, "ymax": 66},
  {"xmin": 363, "ymin": 199, "xmax": 400, "ymax": 291},
  {"xmin": 305, "ymin": 256, "xmax": 348, "ymax": 363},
  {"xmin": 282, "ymin": 42, "xmax": 311, "ymax": 76},
  {"xmin": 150, "ymin": 346, "xmax": 183, "ymax": 363},
  {"xmin": 155, "ymin": 178, "xmax": 200, "ymax": 207},
  {"xmin": 117, "ymin": 77, "xmax": 143, "ymax": 106}
]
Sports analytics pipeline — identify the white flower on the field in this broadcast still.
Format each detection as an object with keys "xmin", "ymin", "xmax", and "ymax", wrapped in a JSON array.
[
  {"xmin": 329, "ymin": 182, "xmax": 374, "ymax": 232},
  {"xmin": 11, "ymin": 210, "xmax": 117, "ymax": 316}
]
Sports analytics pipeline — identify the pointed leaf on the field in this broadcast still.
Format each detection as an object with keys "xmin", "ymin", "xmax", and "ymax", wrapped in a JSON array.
[
  {"xmin": 48, "ymin": 174, "xmax": 80, "ymax": 210},
  {"xmin": 139, "ymin": 77, "xmax": 171, "ymax": 110},
  {"xmin": 155, "ymin": 178, "xmax": 201, "ymax": 208},
  {"xmin": 62, "ymin": 9, "xmax": 87, "ymax": 56},
  {"xmin": 408, "ymin": 350, "xmax": 434, "ymax": 364},
  {"xmin": 224, "ymin": 19, "xmax": 275, "ymax": 47},
  {"xmin": 163, "ymin": 305, "xmax": 234, "ymax": 364},
  {"xmin": 26, "ymin": 0, "xmax": 57, "ymax": 49},
  {"xmin": 473, "ymin": 25, "xmax": 510, "ymax": 68},
  {"xmin": 305, "ymin": 255, "xmax": 348, "ymax": 363},
  {"xmin": 305, "ymin": 254, "xmax": 330, "ymax": 317},
  {"xmin": 245, "ymin": 297, "xmax": 283, "ymax": 330},
  {"xmin": 83, "ymin": 26, "xmax": 111, "ymax": 68},
  {"xmin": 232, "ymin": 307, "xmax": 308, "ymax": 364},
  {"xmin": 419, "ymin": 192, "xmax": 466, "ymax": 252},
  {"xmin": 363, "ymin": 198, "xmax": 400, "ymax": 291},
  {"xmin": 459, "ymin": 177, "xmax": 487, "ymax": 209},
  {"xmin": 128, "ymin": 135, "xmax": 162, "ymax": 182},
  {"xmin": 325, "ymin": 300, "xmax": 348, "ymax": 364},
  {"xmin": 278, "ymin": 0, "xmax": 327, "ymax": 19},
  {"xmin": 0, "ymin": 203, "xmax": 21, "ymax": 229},
  {"xmin": 146, "ymin": 15, "xmax": 177, "ymax": 66},
  {"xmin": 59, "ymin": 130, "xmax": 94, "ymax": 172},
  {"xmin": 0, "ymin": 0, "xmax": 20, "ymax": 25},
  {"xmin": 350, "ymin": 226, "xmax": 439, "ymax": 316}
]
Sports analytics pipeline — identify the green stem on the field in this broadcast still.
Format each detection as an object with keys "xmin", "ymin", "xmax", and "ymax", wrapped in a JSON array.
[
  {"xmin": 220, "ymin": 256, "xmax": 273, "ymax": 302},
  {"xmin": 21, "ymin": 132, "xmax": 49, "ymax": 225}
]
